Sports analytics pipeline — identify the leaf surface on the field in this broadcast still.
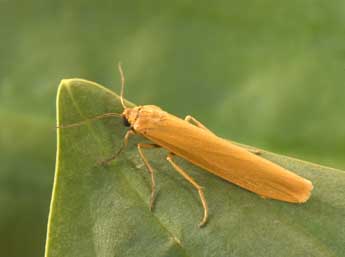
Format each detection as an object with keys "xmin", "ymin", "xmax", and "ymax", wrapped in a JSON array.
[{"xmin": 46, "ymin": 79, "xmax": 345, "ymax": 257}]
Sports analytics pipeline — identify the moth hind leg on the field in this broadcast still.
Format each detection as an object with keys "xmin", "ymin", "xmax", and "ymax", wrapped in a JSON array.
[
  {"xmin": 184, "ymin": 115, "xmax": 214, "ymax": 135},
  {"xmin": 185, "ymin": 115, "xmax": 261, "ymax": 155},
  {"xmin": 248, "ymin": 148, "xmax": 261, "ymax": 155},
  {"xmin": 166, "ymin": 152, "xmax": 208, "ymax": 227}
]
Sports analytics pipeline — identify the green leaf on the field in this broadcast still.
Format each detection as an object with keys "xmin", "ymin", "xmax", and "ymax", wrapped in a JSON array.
[{"xmin": 45, "ymin": 79, "xmax": 345, "ymax": 257}]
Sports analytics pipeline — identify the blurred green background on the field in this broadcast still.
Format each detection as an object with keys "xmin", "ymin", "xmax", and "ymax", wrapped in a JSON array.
[{"xmin": 0, "ymin": 1, "xmax": 344, "ymax": 257}]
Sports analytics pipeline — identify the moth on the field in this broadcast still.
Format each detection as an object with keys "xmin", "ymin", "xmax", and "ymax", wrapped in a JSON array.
[{"xmin": 59, "ymin": 64, "xmax": 313, "ymax": 227}]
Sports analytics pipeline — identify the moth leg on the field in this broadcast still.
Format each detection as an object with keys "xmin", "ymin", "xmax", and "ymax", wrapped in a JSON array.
[
  {"xmin": 184, "ymin": 115, "xmax": 215, "ymax": 134},
  {"xmin": 185, "ymin": 115, "xmax": 261, "ymax": 155},
  {"xmin": 166, "ymin": 152, "xmax": 208, "ymax": 227},
  {"xmin": 137, "ymin": 143, "xmax": 161, "ymax": 211},
  {"xmin": 248, "ymin": 148, "xmax": 261, "ymax": 155},
  {"xmin": 99, "ymin": 129, "xmax": 135, "ymax": 165}
]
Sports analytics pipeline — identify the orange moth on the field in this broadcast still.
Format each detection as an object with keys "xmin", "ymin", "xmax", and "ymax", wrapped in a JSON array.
[{"xmin": 59, "ymin": 64, "xmax": 313, "ymax": 227}]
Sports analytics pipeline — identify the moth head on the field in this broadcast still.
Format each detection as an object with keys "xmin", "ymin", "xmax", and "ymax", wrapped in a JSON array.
[{"xmin": 122, "ymin": 106, "xmax": 140, "ymax": 127}]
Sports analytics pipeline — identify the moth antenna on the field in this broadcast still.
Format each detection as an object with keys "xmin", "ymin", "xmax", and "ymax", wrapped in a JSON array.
[
  {"xmin": 57, "ymin": 112, "xmax": 121, "ymax": 129},
  {"xmin": 118, "ymin": 62, "xmax": 127, "ymax": 109}
]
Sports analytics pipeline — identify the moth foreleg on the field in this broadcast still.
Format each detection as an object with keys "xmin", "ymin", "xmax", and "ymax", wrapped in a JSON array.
[{"xmin": 99, "ymin": 129, "xmax": 135, "ymax": 165}]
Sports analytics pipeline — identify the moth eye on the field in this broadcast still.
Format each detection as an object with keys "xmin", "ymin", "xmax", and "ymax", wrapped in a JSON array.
[{"xmin": 123, "ymin": 117, "xmax": 131, "ymax": 127}]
